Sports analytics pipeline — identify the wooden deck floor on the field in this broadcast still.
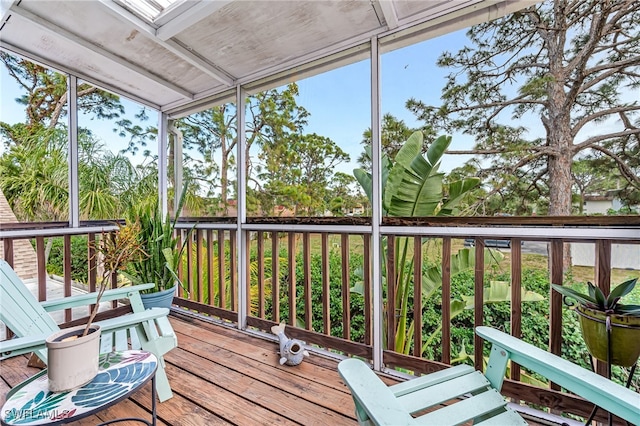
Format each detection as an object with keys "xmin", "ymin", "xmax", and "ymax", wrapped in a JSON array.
[
  {"xmin": 1, "ymin": 313, "xmax": 552, "ymax": 425},
  {"xmin": 1, "ymin": 313, "xmax": 371, "ymax": 425}
]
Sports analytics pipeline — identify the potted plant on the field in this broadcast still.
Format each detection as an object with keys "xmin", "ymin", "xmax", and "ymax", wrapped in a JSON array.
[
  {"xmin": 45, "ymin": 222, "xmax": 145, "ymax": 391},
  {"xmin": 551, "ymin": 278, "xmax": 640, "ymax": 367},
  {"xmin": 123, "ymin": 192, "xmax": 192, "ymax": 310}
]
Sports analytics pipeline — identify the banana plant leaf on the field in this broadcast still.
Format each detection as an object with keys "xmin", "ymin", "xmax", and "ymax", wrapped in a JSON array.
[{"xmin": 422, "ymin": 248, "xmax": 505, "ymax": 298}]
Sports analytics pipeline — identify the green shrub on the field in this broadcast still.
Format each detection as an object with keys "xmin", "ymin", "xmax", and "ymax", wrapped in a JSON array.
[{"xmin": 47, "ymin": 236, "xmax": 89, "ymax": 284}]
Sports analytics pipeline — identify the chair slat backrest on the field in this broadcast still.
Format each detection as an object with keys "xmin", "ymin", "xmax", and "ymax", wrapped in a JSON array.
[{"xmin": 0, "ymin": 260, "xmax": 59, "ymax": 360}]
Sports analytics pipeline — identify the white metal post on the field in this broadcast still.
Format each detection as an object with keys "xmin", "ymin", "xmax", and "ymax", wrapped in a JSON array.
[
  {"xmin": 236, "ymin": 84, "xmax": 248, "ymax": 330},
  {"xmin": 370, "ymin": 36, "xmax": 383, "ymax": 371},
  {"xmin": 67, "ymin": 75, "xmax": 79, "ymax": 227},
  {"xmin": 158, "ymin": 112, "xmax": 169, "ymax": 218},
  {"xmin": 168, "ymin": 121, "xmax": 184, "ymax": 211}
]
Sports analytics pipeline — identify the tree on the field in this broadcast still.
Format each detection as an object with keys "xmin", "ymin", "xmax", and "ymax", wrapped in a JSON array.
[
  {"xmin": 1, "ymin": 53, "xmax": 125, "ymax": 137},
  {"xmin": 571, "ymin": 158, "xmax": 620, "ymax": 214},
  {"xmin": 357, "ymin": 113, "xmax": 434, "ymax": 169},
  {"xmin": 407, "ymin": 0, "xmax": 640, "ymax": 217},
  {"xmin": 0, "ymin": 127, "xmax": 69, "ymax": 221},
  {"xmin": 259, "ymin": 133, "xmax": 350, "ymax": 215},
  {"xmin": 327, "ymin": 172, "xmax": 362, "ymax": 216},
  {"xmin": 176, "ymin": 84, "xmax": 309, "ymax": 215}
]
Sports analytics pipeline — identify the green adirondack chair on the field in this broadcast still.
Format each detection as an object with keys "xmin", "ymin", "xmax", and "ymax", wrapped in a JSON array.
[
  {"xmin": 339, "ymin": 326, "xmax": 640, "ymax": 425},
  {"xmin": 0, "ymin": 259, "xmax": 177, "ymax": 402}
]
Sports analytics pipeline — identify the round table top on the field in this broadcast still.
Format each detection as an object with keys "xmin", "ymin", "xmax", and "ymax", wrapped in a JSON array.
[{"xmin": 1, "ymin": 350, "xmax": 157, "ymax": 426}]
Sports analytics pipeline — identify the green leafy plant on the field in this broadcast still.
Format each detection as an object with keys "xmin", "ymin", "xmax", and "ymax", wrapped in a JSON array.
[
  {"xmin": 354, "ymin": 131, "xmax": 481, "ymax": 354},
  {"xmin": 123, "ymin": 184, "xmax": 193, "ymax": 294},
  {"xmin": 551, "ymin": 279, "xmax": 640, "ymax": 316}
]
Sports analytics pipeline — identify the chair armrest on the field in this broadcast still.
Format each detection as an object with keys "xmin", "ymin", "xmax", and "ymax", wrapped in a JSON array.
[
  {"xmin": 476, "ymin": 326, "xmax": 640, "ymax": 425},
  {"xmin": 95, "ymin": 308, "xmax": 170, "ymax": 334},
  {"xmin": 338, "ymin": 358, "xmax": 416, "ymax": 425},
  {"xmin": 0, "ymin": 308, "xmax": 169, "ymax": 360},
  {"xmin": 0, "ymin": 332, "xmax": 49, "ymax": 358},
  {"xmin": 40, "ymin": 283, "xmax": 155, "ymax": 312}
]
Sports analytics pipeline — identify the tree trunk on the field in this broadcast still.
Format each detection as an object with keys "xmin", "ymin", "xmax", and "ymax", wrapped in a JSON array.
[{"xmin": 546, "ymin": 52, "xmax": 573, "ymax": 268}]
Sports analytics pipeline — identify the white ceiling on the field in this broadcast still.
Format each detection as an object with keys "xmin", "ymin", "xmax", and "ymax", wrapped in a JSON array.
[{"xmin": 0, "ymin": 0, "xmax": 535, "ymax": 116}]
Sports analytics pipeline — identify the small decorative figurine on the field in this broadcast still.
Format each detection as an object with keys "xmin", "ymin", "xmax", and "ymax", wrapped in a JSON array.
[{"xmin": 271, "ymin": 322, "xmax": 310, "ymax": 366}]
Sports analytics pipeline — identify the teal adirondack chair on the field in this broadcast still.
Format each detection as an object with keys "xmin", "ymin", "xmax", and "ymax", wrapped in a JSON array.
[
  {"xmin": 339, "ymin": 326, "xmax": 640, "ymax": 425},
  {"xmin": 0, "ymin": 259, "xmax": 177, "ymax": 402}
]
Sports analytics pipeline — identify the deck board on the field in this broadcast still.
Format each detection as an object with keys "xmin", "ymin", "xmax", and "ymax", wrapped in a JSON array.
[
  {"xmin": 0, "ymin": 314, "xmax": 359, "ymax": 425},
  {"xmin": 0, "ymin": 313, "xmax": 551, "ymax": 425}
]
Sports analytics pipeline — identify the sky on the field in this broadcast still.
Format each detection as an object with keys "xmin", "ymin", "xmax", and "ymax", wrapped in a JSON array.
[
  {"xmin": 0, "ymin": 27, "xmax": 474, "ymax": 178},
  {"xmin": 295, "ymin": 28, "xmax": 474, "ymax": 175}
]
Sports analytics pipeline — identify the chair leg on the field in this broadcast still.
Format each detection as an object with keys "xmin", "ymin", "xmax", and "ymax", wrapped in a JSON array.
[{"xmin": 154, "ymin": 364, "xmax": 173, "ymax": 402}]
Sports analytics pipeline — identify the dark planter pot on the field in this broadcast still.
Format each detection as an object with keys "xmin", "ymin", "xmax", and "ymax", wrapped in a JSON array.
[
  {"xmin": 140, "ymin": 286, "xmax": 176, "ymax": 310},
  {"xmin": 577, "ymin": 306, "xmax": 640, "ymax": 367}
]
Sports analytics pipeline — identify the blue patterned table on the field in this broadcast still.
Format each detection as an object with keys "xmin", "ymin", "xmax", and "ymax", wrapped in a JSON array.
[{"xmin": 1, "ymin": 350, "xmax": 157, "ymax": 426}]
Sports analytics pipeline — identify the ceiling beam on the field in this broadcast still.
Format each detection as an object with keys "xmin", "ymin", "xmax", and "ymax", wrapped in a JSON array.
[
  {"xmin": 98, "ymin": 0, "xmax": 235, "ymax": 86},
  {"xmin": 10, "ymin": 4, "xmax": 194, "ymax": 99},
  {"xmin": 156, "ymin": 0, "xmax": 233, "ymax": 41},
  {"xmin": 376, "ymin": 0, "xmax": 398, "ymax": 29},
  {"xmin": 0, "ymin": 40, "xmax": 161, "ymax": 110}
]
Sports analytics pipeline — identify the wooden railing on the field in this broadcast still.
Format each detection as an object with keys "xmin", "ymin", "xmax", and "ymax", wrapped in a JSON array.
[{"xmin": 2, "ymin": 216, "xmax": 639, "ymax": 423}]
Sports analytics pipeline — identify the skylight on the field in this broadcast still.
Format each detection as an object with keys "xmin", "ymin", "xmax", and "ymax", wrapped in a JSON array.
[{"xmin": 117, "ymin": 0, "xmax": 181, "ymax": 23}]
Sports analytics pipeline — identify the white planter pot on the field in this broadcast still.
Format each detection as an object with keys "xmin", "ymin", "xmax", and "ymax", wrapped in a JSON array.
[{"xmin": 45, "ymin": 324, "xmax": 101, "ymax": 392}]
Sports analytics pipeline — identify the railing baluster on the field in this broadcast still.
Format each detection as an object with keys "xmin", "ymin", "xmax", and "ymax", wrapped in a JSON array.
[
  {"xmin": 287, "ymin": 232, "xmax": 296, "ymax": 326},
  {"xmin": 322, "ymin": 233, "xmax": 330, "ymax": 336},
  {"xmin": 63, "ymin": 234, "xmax": 72, "ymax": 322},
  {"xmin": 413, "ymin": 235, "xmax": 422, "ymax": 358},
  {"xmin": 363, "ymin": 234, "xmax": 371, "ymax": 346},
  {"xmin": 177, "ymin": 231, "xmax": 184, "ymax": 298},
  {"xmin": 246, "ymin": 232, "xmax": 252, "ymax": 316},
  {"xmin": 3, "ymin": 238, "xmax": 14, "ymax": 266},
  {"xmin": 36, "ymin": 236, "xmax": 47, "ymax": 302},
  {"xmin": 474, "ymin": 237, "xmax": 485, "ymax": 372},
  {"xmin": 510, "ymin": 237, "xmax": 522, "ymax": 381},
  {"xmin": 207, "ymin": 229, "xmax": 214, "ymax": 306},
  {"xmin": 549, "ymin": 239, "xmax": 564, "ymax": 390},
  {"xmin": 218, "ymin": 230, "xmax": 226, "ymax": 309},
  {"xmin": 196, "ymin": 229, "xmax": 203, "ymax": 304},
  {"xmin": 441, "ymin": 237, "xmax": 451, "ymax": 364},
  {"xmin": 186, "ymin": 229, "xmax": 194, "ymax": 299},
  {"xmin": 86, "ymin": 234, "xmax": 95, "ymax": 313},
  {"xmin": 230, "ymin": 229, "xmax": 237, "ymax": 311},
  {"xmin": 303, "ymin": 233, "xmax": 312, "ymax": 331},
  {"xmin": 271, "ymin": 231, "xmax": 280, "ymax": 323},
  {"xmin": 257, "ymin": 231, "xmax": 265, "ymax": 318},
  {"xmin": 341, "ymin": 233, "xmax": 350, "ymax": 340},
  {"xmin": 386, "ymin": 235, "xmax": 396, "ymax": 351},
  {"xmin": 595, "ymin": 239, "xmax": 612, "ymax": 379}
]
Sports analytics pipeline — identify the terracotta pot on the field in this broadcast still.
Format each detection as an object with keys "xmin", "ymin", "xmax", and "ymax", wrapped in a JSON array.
[
  {"xmin": 140, "ymin": 285, "xmax": 176, "ymax": 310},
  {"xmin": 45, "ymin": 324, "xmax": 101, "ymax": 392},
  {"xmin": 577, "ymin": 306, "xmax": 640, "ymax": 367}
]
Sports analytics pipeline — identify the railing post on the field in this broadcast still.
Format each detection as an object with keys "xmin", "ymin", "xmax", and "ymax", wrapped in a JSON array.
[
  {"xmin": 67, "ymin": 75, "xmax": 79, "ymax": 228},
  {"xmin": 236, "ymin": 84, "xmax": 248, "ymax": 330}
]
